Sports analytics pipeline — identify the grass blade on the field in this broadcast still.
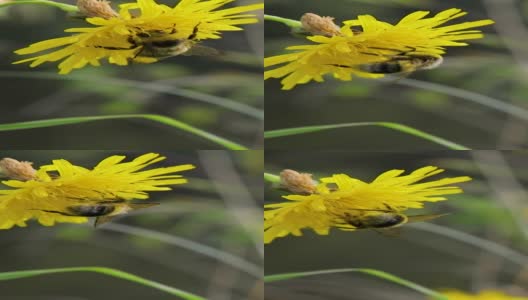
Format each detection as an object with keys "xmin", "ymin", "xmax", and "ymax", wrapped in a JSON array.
[
  {"xmin": 265, "ymin": 122, "xmax": 469, "ymax": 150},
  {"xmin": 0, "ymin": 0, "xmax": 78, "ymax": 11},
  {"xmin": 0, "ymin": 114, "xmax": 247, "ymax": 150},
  {"xmin": 0, "ymin": 266, "xmax": 206, "ymax": 300},
  {"xmin": 265, "ymin": 268, "xmax": 448, "ymax": 300}
]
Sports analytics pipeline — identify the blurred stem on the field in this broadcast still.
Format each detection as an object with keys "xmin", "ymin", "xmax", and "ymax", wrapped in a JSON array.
[
  {"xmin": 264, "ymin": 14, "xmax": 302, "ymax": 29},
  {"xmin": 265, "ymin": 268, "xmax": 448, "ymax": 300},
  {"xmin": 265, "ymin": 122, "xmax": 470, "ymax": 150},
  {"xmin": 100, "ymin": 223, "xmax": 262, "ymax": 278},
  {"xmin": 0, "ymin": 266, "xmax": 205, "ymax": 300},
  {"xmin": 0, "ymin": 71, "xmax": 263, "ymax": 120},
  {"xmin": 0, "ymin": 114, "xmax": 247, "ymax": 150},
  {"xmin": 197, "ymin": 152, "xmax": 264, "ymax": 258},
  {"xmin": 408, "ymin": 222, "xmax": 528, "ymax": 267},
  {"xmin": 0, "ymin": 0, "xmax": 78, "ymax": 11},
  {"xmin": 394, "ymin": 78, "xmax": 528, "ymax": 122},
  {"xmin": 471, "ymin": 151, "xmax": 528, "ymax": 239},
  {"xmin": 264, "ymin": 173, "xmax": 280, "ymax": 183}
]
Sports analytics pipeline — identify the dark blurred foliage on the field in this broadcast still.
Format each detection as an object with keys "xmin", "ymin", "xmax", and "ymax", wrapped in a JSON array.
[
  {"xmin": 0, "ymin": 0, "xmax": 263, "ymax": 149},
  {"xmin": 0, "ymin": 150, "xmax": 263, "ymax": 300},
  {"xmin": 264, "ymin": 0, "xmax": 528, "ymax": 150},
  {"xmin": 265, "ymin": 150, "xmax": 528, "ymax": 300}
]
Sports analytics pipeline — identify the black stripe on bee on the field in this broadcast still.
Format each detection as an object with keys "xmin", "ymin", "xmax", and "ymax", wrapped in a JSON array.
[{"xmin": 66, "ymin": 205, "xmax": 116, "ymax": 217}]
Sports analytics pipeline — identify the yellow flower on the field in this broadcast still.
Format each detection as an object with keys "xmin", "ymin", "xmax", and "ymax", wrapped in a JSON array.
[
  {"xmin": 264, "ymin": 166, "xmax": 471, "ymax": 244},
  {"xmin": 0, "ymin": 153, "xmax": 195, "ymax": 229},
  {"xmin": 13, "ymin": 0, "xmax": 264, "ymax": 74},
  {"xmin": 440, "ymin": 290, "xmax": 528, "ymax": 300},
  {"xmin": 265, "ymin": 8, "xmax": 494, "ymax": 90}
]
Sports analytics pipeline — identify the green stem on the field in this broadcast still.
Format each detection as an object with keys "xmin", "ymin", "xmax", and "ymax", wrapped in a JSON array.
[
  {"xmin": 264, "ymin": 14, "xmax": 302, "ymax": 29},
  {"xmin": 265, "ymin": 268, "xmax": 447, "ymax": 300},
  {"xmin": 0, "ymin": 114, "xmax": 247, "ymax": 150},
  {"xmin": 264, "ymin": 173, "xmax": 280, "ymax": 183},
  {"xmin": 265, "ymin": 122, "xmax": 470, "ymax": 150},
  {"xmin": 0, "ymin": 266, "xmax": 205, "ymax": 300},
  {"xmin": 0, "ymin": 0, "xmax": 78, "ymax": 12}
]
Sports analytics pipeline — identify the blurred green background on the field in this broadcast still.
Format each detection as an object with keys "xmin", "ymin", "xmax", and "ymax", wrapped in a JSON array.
[
  {"xmin": 265, "ymin": 150, "xmax": 528, "ymax": 300},
  {"xmin": 0, "ymin": 150, "xmax": 263, "ymax": 300},
  {"xmin": 264, "ymin": 0, "xmax": 528, "ymax": 150},
  {"xmin": 0, "ymin": 0, "xmax": 263, "ymax": 149}
]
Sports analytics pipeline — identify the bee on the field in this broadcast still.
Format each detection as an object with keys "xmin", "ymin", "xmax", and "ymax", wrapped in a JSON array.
[
  {"xmin": 329, "ymin": 43, "xmax": 443, "ymax": 76},
  {"xmin": 98, "ymin": 22, "xmax": 219, "ymax": 61},
  {"xmin": 337, "ymin": 208, "xmax": 448, "ymax": 230},
  {"xmin": 129, "ymin": 22, "xmax": 219, "ymax": 60},
  {"xmin": 36, "ymin": 200, "xmax": 159, "ymax": 227},
  {"xmin": 358, "ymin": 55, "xmax": 443, "ymax": 74}
]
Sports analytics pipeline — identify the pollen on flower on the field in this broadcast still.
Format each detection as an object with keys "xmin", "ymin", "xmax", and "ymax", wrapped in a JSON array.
[
  {"xmin": 264, "ymin": 166, "xmax": 472, "ymax": 244},
  {"xmin": 0, "ymin": 158, "xmax": 37, "ymax": 181}
]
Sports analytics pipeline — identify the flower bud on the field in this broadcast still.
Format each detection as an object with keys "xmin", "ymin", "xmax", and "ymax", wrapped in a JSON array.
[
  {"xmin": 0, "ymin": 158, "xmax": 37, "ymax": 181},
  {"xmin": 280, "ymin": 169, "xmax": 317, "ymax": 194},
  {"xmin": 77, "ymin": 0, "xmax": 118, "ymax": 19},
  {"xmin": 301, "ymin": 13, "xmax": 341, "ymax": 37}
]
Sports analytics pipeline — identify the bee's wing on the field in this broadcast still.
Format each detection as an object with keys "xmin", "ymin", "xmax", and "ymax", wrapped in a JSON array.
[
  {"xmin": 94, "ymin": 215, "xmax": 116, "ymax": 227},
  {"xmin": 183, "ymin": 45, "xmax": 221, "ymax": 57},
  {"xmin": 406, "ymin": 213, "xmax": 450, "ymax": 224},
  {"xmin": 94, "ymin": 203, "xmax": 160, "ymax": 228},
  {"xmin": 374, "ymin": 228, "xmax": 402, "ymax": 237},
  {"xmin": 127, "ymin": 202, "xmax": 160, "ymax": 210},
  {"xmin": 374, "ymin": 213, "xmax": 449, "ymax": 236}
]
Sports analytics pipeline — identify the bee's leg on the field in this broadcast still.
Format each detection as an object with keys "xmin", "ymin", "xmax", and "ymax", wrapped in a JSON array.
[
  {"xmin": 383, "ymin": 203, "xmax": 397, "ymax": 211},
  {"xmin": 92, "ymin": 36, "xmax": 141, "ymax": 52},
  {"xmin": 368, "ymin": 46, "xmax": 417, "ymax": 54},
  {"xmin": 31, "ymin": 209, "xmax": 74, "ymax": 216},
  {"xmin": 360, "ymin": 46, "xmax": 419, "ymax": 58},
  {"xmin": 86, "ymin": 191, "xmax": 126, "ymax": 203},
  {"xmin": 327, "ymin": 64, "xmax": 355, "ymax": 69},
  {"xmin": 188, "ymin": 22, "xmax": 201, "ymax": 40},
  {"xmin": 95, "ymin": 45, "xmax": 138, "ymax": 50},
  {"xmin": 342, "ymin": 212, "xmax": 365, "ymax": 228},
  {"xmin": 358, "ymin": 51, "xmax": 386, "ymax": 57},
  {"xmin": 132, "ymin": 46, "xmax": 145, "ymax": 60},
  {"xmin": 169, "ymin": 24, "xmax": 177, "ymax": 34},
  {"xmin": 349, "ymin": 219, "xmax": 364, "ymax": 228},
  {"xmin": 334, "ymin": 222, "xmax": 357, "ymax": 231},
  {"xmin": 136, "ymin": 32, "xmax": 151, "ymax": 38},
  {"xmin": 96, "ymin": 199, "xmax": 126, "ymax": 204},
  {"xmin": 344, "ymin": 208, "xmax": 393, "ymax": 213},
  {"xmin": 397, "ymin": 46, "xmax": 418, "ymax": 56}
]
